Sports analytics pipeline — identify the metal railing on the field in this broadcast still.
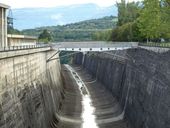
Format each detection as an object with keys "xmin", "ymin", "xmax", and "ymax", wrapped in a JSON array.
[
  {"xmin": 55, "ymin": 42, "xmax": 139, "ymax": 49},
  {"xmin": 0, "ymin": 44, "xmax": 51, "ymax": 52},
  {"xmin": 139, "ymin": 42, "xmax": 170, "ymax": 48}
]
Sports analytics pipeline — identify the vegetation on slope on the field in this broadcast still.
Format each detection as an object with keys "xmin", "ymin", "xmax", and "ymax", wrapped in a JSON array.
[
  {"xmin": 7, "ymin": 26, "xmax": 22, "ymax": 35},
  {"xmin": 109, "ymin": 0, "xmax": 170, "ymax": 42},
  {"xmin": 22, "ymin": 16, "xmax": 117, "ymax": 42}
]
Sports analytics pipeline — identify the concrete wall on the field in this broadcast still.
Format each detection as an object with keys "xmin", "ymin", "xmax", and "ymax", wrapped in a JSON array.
[
  {"xmin": 7, "ymin": 35, "xmax": 37, "ymax": 46},
  {"xmin": 0, "ymin": 6, "xmax": 8, "ymax": 48},
  {"xmin": 0, "ymin": 48, "xmax": 63, "ymax": 128},
  {"xmin": 74, "ymin": 48, "xmax": 170, "ymax": 128}
]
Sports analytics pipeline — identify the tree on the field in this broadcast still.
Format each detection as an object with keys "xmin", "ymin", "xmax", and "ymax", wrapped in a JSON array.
[
  {"xmin": 117, "ymin": 0, "xmax": 140, "ymax": 26},
  {"xmin": 111, "ymin": 21, "xmax": 142, "ymax": 42},
  {"xmin": 8, "ymin": 26, "xmax": 22, "ymax": 35},
  {"xmin": 38, "ymin": 29, "xmax": 52, "ymax": 43},
  {"xmin": 113, "ymin": 0, "xmax": 141, "ymax": 41},
  {"xmin": 159, "ymin": 0, "xmax": 170, "ymax": 40},
  {"xmin": 137, "ymin": 0, "xmax": 161, "ymax": 42},
  {"xmin": 117, "ymin": 0, "xmax": 126, "ymax": 26},
  {"xmin": 92, "ymin": 30, "xmax": 112, "ymax": 41}
]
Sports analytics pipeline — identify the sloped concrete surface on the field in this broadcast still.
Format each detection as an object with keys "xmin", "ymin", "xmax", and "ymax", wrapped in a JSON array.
[
  {"xmin": 52, "ymin": 66, "xmax": 82, "ymax": 128},
  {"xmin": 75, "ymin": 66, "xmax": 131, "ymax": 128},
  {"xmin": 55, "ymin": 65, "xmax": 131, "ymax": 128},
  {"xmin": 74, "ymin": 48, "xmax": 170, "ymax": 128}
]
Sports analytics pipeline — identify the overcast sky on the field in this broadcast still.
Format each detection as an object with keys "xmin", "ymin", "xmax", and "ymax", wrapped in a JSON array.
[{"xmin": 0, "ymin": 0, "xmax": 140, "ymax": 8}]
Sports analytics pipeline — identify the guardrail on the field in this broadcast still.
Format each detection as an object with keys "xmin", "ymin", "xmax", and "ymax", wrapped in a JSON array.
[
  {"xmin": 55, "ymin": 42, "xmax": 138, "ymax": 48},
  {"xmin": 139, "ymin": 42, "xmax": 170, "ymax": 48},
  {"xmin": 0, "ymin": 44, "xmax": 51, "ymax": 52}
]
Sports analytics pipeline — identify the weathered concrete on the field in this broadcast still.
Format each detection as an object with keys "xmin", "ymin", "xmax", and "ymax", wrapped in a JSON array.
[
  {"xmin": 0, "ymin": 3, "xmax": 9, "ymax": 48},
  {"xmin": 7, "ymin": 34, "xmax": 37, "ymax": 46},
  {"xmin": 139, "ymin": 46, "xmax": 170, "ymax": 53},
  {"xmin": 57, "ymin": 64, "xmax": 131, "ymax": 128},
  {"xmin": 0, "ymin": 48, "xmax": 63, "ymax": 128},
  {"xmin": 74, "ymin": 66, "xmax": 131, "ymax": 128},
  {"xmin": 74, "ymin": 48, "xmax": 170, "ymax": 128},
  {"xmin": 54, "ymin": 66, "xmax": 82, "ymax": 128},
  {"xmin": 1, "ymin": 45, "xmax": 170, "ymax": 128}
]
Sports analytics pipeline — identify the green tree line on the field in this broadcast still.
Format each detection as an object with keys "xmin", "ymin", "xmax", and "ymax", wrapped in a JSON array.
[{"xmin": 94, "ymin": 0, "xmax": 170, "ymax": 42}]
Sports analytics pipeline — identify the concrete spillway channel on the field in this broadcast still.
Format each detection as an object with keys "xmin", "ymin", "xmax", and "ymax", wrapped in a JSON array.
[{"xmin": 54, "ymin": 65, "xmax": 131, "ymax": 128}]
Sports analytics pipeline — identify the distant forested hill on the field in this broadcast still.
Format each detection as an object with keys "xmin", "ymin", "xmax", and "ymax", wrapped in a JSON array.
[
  {"xmin": 22, "ymin": 16, "xmax": 117, "ymax": 41},
  {"xmin": 13, "ymin": 4, "xmax": 117, "ymax": 30}
]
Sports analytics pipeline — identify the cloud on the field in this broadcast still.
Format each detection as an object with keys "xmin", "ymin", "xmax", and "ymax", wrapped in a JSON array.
[
  {"xmin": 0, "ymin": 0, "xmax": 115, "ymax": 8},
  {"xmin": 51, "ymin": 14, "xmax": 63, "ymax": 20},
  {"xmin": 51, "ymin": 14, "xmax": 65, "ymax": 25},
  {"xmin": 0, "ymin": 0, "xmax": 142, "ymax": 9}
]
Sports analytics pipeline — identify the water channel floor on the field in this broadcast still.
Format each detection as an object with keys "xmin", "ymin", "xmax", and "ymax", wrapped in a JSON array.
[{"xmin": 65, "ymin": 64, "xmax": 99, "ymax": 128}]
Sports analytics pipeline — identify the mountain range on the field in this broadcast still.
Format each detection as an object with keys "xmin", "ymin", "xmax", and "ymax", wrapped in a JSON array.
[{"xmin": 12, "ymin": 3, "xmax": 117, "ymax": 30}]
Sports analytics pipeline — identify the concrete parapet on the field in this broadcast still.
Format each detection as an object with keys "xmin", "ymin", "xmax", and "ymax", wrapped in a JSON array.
[
  {"xmin": 139, "ymin": 46, "xmax": 170, "ymax": 53},
  {"xmin": 0, "ymin": 47, "xmax": 51, "ymax": 59}
]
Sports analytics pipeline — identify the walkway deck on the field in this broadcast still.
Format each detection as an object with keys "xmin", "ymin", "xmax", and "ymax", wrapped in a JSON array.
[{"xmin": 54, "ymin": 42, "xmax": 138, "ymax": 52}]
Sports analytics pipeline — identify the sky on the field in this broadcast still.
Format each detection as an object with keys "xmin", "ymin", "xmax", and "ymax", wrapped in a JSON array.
[{"xmin": 0, "ymin": 0, "xmax": 140, "ymax": 8}]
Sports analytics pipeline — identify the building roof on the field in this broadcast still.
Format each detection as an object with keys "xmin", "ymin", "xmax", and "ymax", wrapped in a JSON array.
[
  {"xmin": 0, "ymin": 3, "xmax": 10, "ymax": 9},
  {"xmin": 7, "ymin": 34, "xmax": 38, "ymax": 40}
]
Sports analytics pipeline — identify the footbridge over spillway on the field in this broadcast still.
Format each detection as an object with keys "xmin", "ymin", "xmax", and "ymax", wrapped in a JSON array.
[{"xmin": 54, "ymin": 41, "xmax": 138, "ymax": 52}]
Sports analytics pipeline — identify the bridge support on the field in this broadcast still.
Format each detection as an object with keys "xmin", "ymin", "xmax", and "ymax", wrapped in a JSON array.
[{"xmin": 82, "ymin": 51, "xmax": 87, "ymax": 65}]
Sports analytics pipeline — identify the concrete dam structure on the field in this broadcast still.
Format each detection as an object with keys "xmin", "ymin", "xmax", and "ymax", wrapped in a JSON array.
[
  {"xmin": 0, "ymin": 45, "xmax": 169, "ymax": 128},
  {"xmin": 0, "ymin": 2, "xmax": 169, "ymax": 128},
  {"xmin": 0, "ymin": 47, "xmax": 63, "ymax": 128},
  {"xmin": 74, "ymin": 48, "xmax": 170, "ymax": 128}
]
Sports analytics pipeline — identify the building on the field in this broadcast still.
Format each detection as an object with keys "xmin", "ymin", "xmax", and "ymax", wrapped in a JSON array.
[
  {"xmin": 0, "ymin": 3, "xmax": 9, "ymax": 48},
  {"xmin": 0, "ymin": 3, "xmax": 38, "ymax": 48},
  {"xmin": 7, "ymin": 34, "xmax": 37, "ymax": 46}
]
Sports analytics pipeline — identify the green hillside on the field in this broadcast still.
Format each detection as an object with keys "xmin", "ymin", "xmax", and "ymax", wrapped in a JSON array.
[{"xmin": 22, "ymin": 16, "xmax": 117, "ymax": 42}]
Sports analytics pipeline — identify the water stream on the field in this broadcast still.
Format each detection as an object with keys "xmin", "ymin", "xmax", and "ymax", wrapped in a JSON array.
[{"xmin": 65, "ymin": 64, "xmax": 98, "ymax": 128}]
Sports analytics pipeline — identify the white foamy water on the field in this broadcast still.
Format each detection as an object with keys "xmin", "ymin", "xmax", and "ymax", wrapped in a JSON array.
[
  {"xmin": 82, "ymin": 95, "xmax": 98, "ymax": 128},
  {"xmin": 65, "ymin": 64, "xmax": 98, "ymax": 128}
]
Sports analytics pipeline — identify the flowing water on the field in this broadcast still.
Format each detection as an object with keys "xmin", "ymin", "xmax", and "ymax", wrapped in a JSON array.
[{"xmin": 65, "ymin": 64, "xmax": 99, "ymax": 128}]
